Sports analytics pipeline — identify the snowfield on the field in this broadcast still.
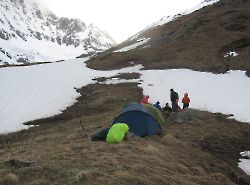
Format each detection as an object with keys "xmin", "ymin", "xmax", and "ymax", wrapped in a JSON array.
[
  {"xmin": 1, "ymin": 58, "xmax": 250, "ymax": 133},
  {"xmin": 0, "ymin": 58, "xmax": 140, "ymax": 133},
  {"xmin": 139, "ymin": 69, "xmax": 250, "ymax": 122}
]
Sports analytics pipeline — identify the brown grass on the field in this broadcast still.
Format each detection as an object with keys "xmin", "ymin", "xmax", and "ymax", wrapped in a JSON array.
[
  {"xmin": 160, "ymin": 134, "xmax": 184, "ymax": 146},
  {"xmin": 93, "ymin": 72, "xmax": 141, "ymax": 83},
  {"xmin": 0, "ymin": 173, "xmax": 19, "ymax": 185},
  {"xmin": 143, "ymin": 145, "xmax": 160, "ymax": 154},
  {"xmin": 0, "ymin": 83, "xmax": 250, "ymax": 185},
  {"xmin": 74, "ymin": 169, "xmax": 101, "ymax": 183}
]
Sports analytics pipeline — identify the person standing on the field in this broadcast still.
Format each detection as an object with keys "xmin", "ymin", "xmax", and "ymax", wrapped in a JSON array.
[
  {"xmin": 170, "ymin": 89, "xmax": 179, "ymax": 112},
  {"xmin": 182, "ymin": 93, "xmax": 190, "ymax": 109}
]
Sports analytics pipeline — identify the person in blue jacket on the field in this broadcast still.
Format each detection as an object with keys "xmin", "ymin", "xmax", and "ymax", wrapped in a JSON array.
[{"xmin": 153, "ymin": 101, "xmax": 162, "ymax": 111}]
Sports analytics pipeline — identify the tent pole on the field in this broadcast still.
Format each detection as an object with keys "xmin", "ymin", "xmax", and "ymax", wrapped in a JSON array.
[{"xmin": 80, "ymin": 120, "xmax": 88, "ymax": 137}]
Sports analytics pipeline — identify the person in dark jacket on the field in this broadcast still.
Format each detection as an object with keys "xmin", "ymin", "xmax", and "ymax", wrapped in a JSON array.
[
  {"xmin": 170, "ymin": 89, "xmax": 179, "ymax": 112},
  {"xmin": 162, "ymin": 102, "xmax": 172, "ymax": 117},
  {"xmin": 162, "ymin": 103, "xmax": 172, "ymax": 112}
]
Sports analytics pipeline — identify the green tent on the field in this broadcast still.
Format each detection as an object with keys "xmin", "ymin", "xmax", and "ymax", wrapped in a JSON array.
[
  {"xmin": 106, "ymin": 123, "xmax": 129, "ymax": 144},
  {"xmin": 142, "ymin": 104, "xmax": 165, "ymax": 124}
]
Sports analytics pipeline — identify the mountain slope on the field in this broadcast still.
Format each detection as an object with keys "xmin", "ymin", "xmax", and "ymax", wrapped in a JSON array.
[
  {"xmin": 88, "ymin": 0, "xmax": 250, "ymax": 76},
  {"xmin": 0, "ymin": 0, "xmax": 116, "ymax": 65}
]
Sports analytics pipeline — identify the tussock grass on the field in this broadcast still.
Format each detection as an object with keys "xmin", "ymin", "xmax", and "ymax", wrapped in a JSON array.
[
  {"xmin": 143, "ymin": 145, "xmax": 160, "ymax": 154},
  {"xmin": 160, "ymin": 134, "xmax": 184, "ymax": 146},
  {"xmin": 74, "ymin": 169, "xmax": 101, "ymax": 183},
  {"xmin": 27, "ymin": 179, "xmax": 51, "ymax": 185},
  {"xmin": 0, "ymin": 173, "xmax": 18, "ymax": 185}
]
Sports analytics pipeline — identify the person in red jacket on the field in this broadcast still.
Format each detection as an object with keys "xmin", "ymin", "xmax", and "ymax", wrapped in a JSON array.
[
  {"xmin": 182, "ymin": 93, "xmax": 190, "ymax": 109},
  {"xmin": 140, "ymin": 95, "xmax": 149, "ymax": 104}
]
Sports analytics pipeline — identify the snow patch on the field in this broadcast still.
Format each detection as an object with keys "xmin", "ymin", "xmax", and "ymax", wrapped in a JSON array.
[
  {"xmin": 240, "ymin": 151, "xmax": 250, "ymax": 159},
  {"xmin": 224, "ymin": 51, "xmax": 239, "ymax": 58},
  {"xmin": 115, "ymin": 38, "xmax": 150, "ymax": 52},
  {"xmin": 239, "ymin": 151, "xmax": 250, "ymax": 175}
]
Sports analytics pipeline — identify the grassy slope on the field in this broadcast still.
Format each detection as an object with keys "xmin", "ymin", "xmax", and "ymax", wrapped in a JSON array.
[
  {"xmin": 0, "ymin": 82, "xmax": 250, "ymax": 185},
  {"xmin": 87, "ymin": 0, "xmax": 250, "ymax": 76}
]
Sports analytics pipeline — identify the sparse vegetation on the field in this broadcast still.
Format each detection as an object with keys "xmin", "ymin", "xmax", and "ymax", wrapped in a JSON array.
[
  {"xmin": 0, "ymin": 173, "xmax": 19, "ymax": 185},
  {"xmin": 93, "ymin": 72, "xmax": 141, "ymax": 83}
]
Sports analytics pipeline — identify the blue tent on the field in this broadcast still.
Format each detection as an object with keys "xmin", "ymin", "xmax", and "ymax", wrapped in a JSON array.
[{"xmin": 112, "ymin": 102, "xmax": 161, "ymax": 137}]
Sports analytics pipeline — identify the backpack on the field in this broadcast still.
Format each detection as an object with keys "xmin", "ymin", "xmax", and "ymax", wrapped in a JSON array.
[{"xmin": 174, "ymin": 92, "xmax": 179, "ymax": 100}]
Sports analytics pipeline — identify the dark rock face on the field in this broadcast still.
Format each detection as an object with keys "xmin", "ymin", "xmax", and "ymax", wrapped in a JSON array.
[
  {"xmin": 17, "ymin": 58, "xmax": 28, "ymax": 64},
  {"xmin": 0, "ymin": 29, "xmax": 10, "ymax": 40},
  {"xmin": 57, "ymin": 18, "xmax": 86, "ymax": 34}
]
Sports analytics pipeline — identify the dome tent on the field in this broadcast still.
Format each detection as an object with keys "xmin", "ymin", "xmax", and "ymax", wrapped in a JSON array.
[
  {"xmin": 142, "ymin": 104, "xmax": 165, "ymax": 125},
  {"xmin": 112, "ymin": 102, "xmax": 161, "ymax": 137}
]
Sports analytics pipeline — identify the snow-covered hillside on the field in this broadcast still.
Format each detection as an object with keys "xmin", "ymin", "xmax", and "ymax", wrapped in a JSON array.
[{"xmin": 0, "ymin": 0, "xmax": 116, "ymax": 65}]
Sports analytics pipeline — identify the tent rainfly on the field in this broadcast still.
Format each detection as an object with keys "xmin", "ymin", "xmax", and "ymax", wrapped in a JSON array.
[{"xmin": 112, "ymin": 102, "xmax": 161, "ymax": 137}]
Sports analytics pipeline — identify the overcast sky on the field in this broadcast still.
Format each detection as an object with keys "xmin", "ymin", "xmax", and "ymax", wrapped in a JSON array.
[{"xmin": 36, "ymin": 0, "xmax": 203, "ymax": 43}]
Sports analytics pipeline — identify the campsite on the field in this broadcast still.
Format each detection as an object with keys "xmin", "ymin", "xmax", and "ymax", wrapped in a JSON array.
[
  {"xmin": 0, "ymin": 81, "xmax": 250, "ymax": 185},
  {"xmin": 0, "ymin": 0, "xmax": 250, "ymax": 184}
]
